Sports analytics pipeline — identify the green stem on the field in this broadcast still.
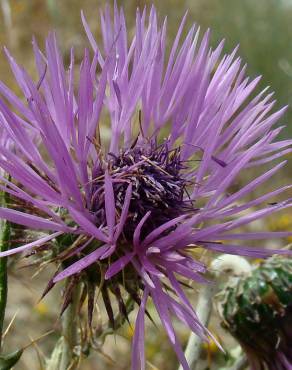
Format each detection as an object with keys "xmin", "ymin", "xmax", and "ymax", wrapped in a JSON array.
[
  {"xmin": 0, "ymin": 188, "xmax": 10, "ymax": 350},
  {"xmin": 46, "ymin": 283, "xmax": 81, "ymax": 370},
  {"xmin": 59, "ymin": 284, "xmax": 80, "ymax": 370},
  {"xmin": 0, "ymin": 221, "xmax": 9, "ymax": 350}
]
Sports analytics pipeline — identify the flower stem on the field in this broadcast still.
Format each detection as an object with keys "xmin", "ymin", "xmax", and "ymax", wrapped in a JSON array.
[
  {"xmin": 59, "ymin": 285, "xmax": 80, "ymax": 370},
  {"xmin": 179, "ymin": 255, "xmax": 252, "ymax": 370},
  {"xmin": 0, "ymin": 220, "xmax": 9, "ymax": 350},
  {"xmin": 47, "ymin": 282, "xmax": 81, "ymax": 370},
  {"xmin": 0, "ymin": 188, "xmax": 10, "ymax": 350},
  {"xmin": 178, "ymin": 283, "xmax": 215, "ymax": 370}
]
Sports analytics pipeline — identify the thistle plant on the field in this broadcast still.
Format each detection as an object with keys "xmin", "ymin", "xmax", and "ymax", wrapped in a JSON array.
[
  {"xmin": 0, "ymin": 4, "xmax": 291, "ymax": 370},
  {"xmin": 218, "ymin": 256, "xmax": 292, "ymax": 370}
]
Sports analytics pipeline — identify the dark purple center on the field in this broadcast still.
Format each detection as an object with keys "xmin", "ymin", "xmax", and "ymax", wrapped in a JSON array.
[{"xmin": 91, "ymin": 143, "xmax": 193, "ymax": 240}]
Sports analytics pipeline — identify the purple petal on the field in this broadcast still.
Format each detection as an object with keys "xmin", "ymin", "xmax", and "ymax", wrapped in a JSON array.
[
  {"xmin": 104, "ymin": 172, "xmax": 115, "ymax": 240},
  {"xmin": 69, "ymin": 207, "xmax": 109, "ymax": 243},
  {"xmin": 53, "ymin": 244, "xmax": 109, "ymax": 282},
  {"xmin": 131, "ymin": 288, "xmax": 148, "ymax": 370},
  {"xmin": 114, "ymin": 183, "xmax": 132, "ymax": 241},
  {"xmin": 0, "ymin": 231, "xmax": 63, "ymax": 257},
  {"xmin": 202, "ymin": 242, "xmax": 292, "ymax": 257},
  {"xmin": 133, "ymin": 211, "xmax": 151, "ymax": 250},
  {"xmin": 0, "ymin": 208, "xmax": 70, "ymax": 232},
  {"xmin": 105, "ymin": 252, "xmax": 134, "ymax": 279}
]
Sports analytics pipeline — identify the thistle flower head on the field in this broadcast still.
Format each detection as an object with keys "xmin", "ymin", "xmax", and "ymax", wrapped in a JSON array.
[
  {"xmin": 0, "ymin": 4, "xmax": 291, "ymax": 369},
  {"xmin": 218, "ymin": 256, "xmax": 292, "ymax": 370}
]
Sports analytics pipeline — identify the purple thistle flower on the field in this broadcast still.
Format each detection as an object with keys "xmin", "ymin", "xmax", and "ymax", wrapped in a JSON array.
[{"xmin": 0, "ymin": 4, "xmax": 291, "ymax": 369}]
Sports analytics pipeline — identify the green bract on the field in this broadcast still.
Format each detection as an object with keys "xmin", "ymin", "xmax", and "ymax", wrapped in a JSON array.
[{"xmin": 219, "ymin": 256, "xmax": 292, "ymax": 370}]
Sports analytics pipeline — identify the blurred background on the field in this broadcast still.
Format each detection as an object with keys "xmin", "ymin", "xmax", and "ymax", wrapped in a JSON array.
[
  {"xmin": 1, "ymin": 0, "xmax": 292, "ymax": 136},
  {"xmin": 0, "ymin": 1, "xmax": 292, "ymax": 369}
]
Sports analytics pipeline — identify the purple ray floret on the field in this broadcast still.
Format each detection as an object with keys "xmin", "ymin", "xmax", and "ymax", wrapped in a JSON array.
[{"xmin": 0, "ymin": 4, "xmax": 292, "ymax": 370}]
